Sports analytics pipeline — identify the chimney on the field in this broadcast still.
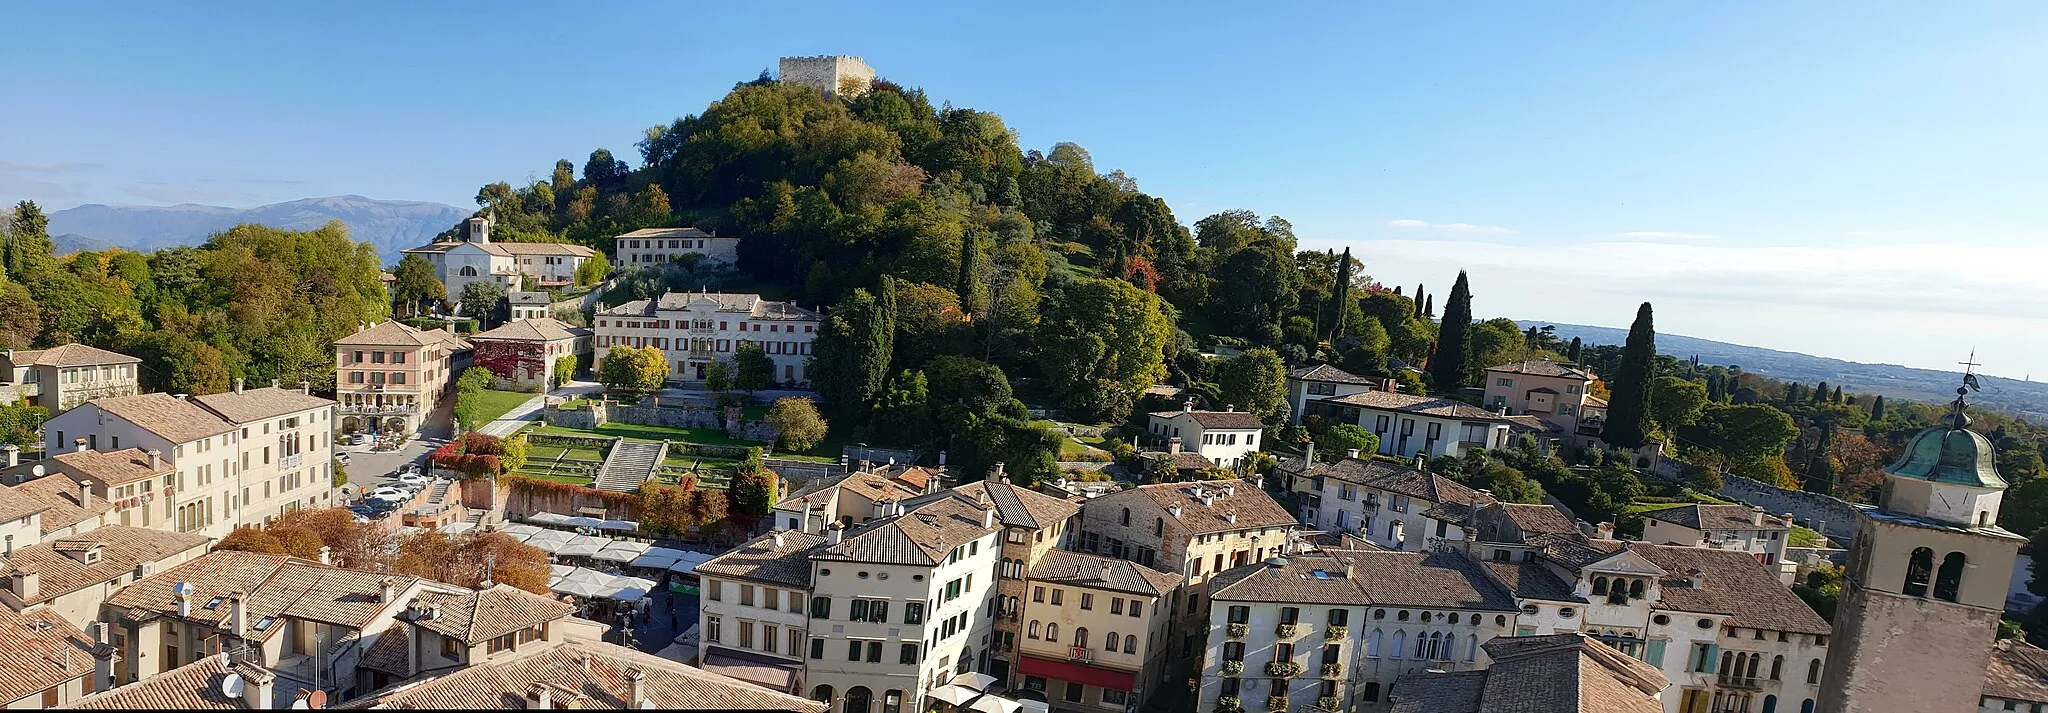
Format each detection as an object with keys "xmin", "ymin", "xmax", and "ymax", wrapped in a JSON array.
[
  {"xmin": 983, "ymin": 506, "xmax": 995, "ymax": 529},
  {"xmin": 1199, "ymin": 494, "xmax": 1215, "ymax": 507},
  {"xmin": 78, "ymin": 479, "xmax": 92, "ymax": 509},
  {"xmin": 1100, "ymin": 563, "xmax": 1113, "ymax": 582},
  {"xmin": 1345, "ymin": 448, "xmax": 1361, "ymax": 460},
  {"xmin": 147, "ymin": 449, "xmax": 161, "ymax": 470},
  {"xmin": 1595, "ymin": 522, "xmax": 1615, "ymax": 541},
  {"xmin": 175, "ymin": 586, "xmax": 192, "ymax": 618},
  {"xmin": 234, "ymin": 378, "xmax": 245, "ymax": 395},
  {"xmin": 894, "ymin": 501, "xmax": 906, "ymax": 517},
  {"xmin": 2, "ymin": 444, "xmax": 16, "ymax": 467},
  {"xmin": 528, "ymin": 683, "xmax": 552, "ymax": 710},
  {"xmin": 1167, "ymin": 437, "xmax": 1182, "ymax": 455},
  {"xmin": 1687, "ymin": 568, "xmax": 1704, "ymax": 589},
  {"xmin": 73, "ymin": 438, "xmax": 87, "ymax": 454},
  {"xmin": 1183, "ymin": 397, "xmax": 1194, "ymax": 413},
  {"xmin": 174, "ymin": 394, "xmax": 189, "ymax": 401},
  {"xmin": 1304, "ymin": 441, "xmax": 1315, "ymax": 465},
  {"xmin": 300, "ymin": 380, "xmax": 310, "ymax": 395},
  {"xmin": 241, "ymin": 660, "xmax": 277, "ymax": 710},
  {"xmin": 228, "ymin": 591, "xmax": 247, "ymax": 637},
  {"xmin": 92, "ymin": 641, "xmax": 116, "ymax": 693},
  {"xmin": 1167, "ymin": 505, "xmax": 1182, "ymax": 518},
  {"xmin": 1752, "ymin": 506, "xmax": 1766, "ymax": 526},
  {"xmin": 316, "ymin": 546, "xmax": 332, "ymax": 565},
  {"xmin": 772, "ymin": 532, "xmax": 785, "ymax": 548},
  {"xmin": 828, "ymin": 522, "xmax": 845, "ymax": 545},
  {"xmin": 379, "ymin": 578, "xmax": 396, "ymax": 604},
  {"xmin": 626, "ymin": 667, "xmax": 646, "ymax": 708},
  {"xmin": 873, "ymin": 499, "xmax": 890, "ymax": 521},
  {"xmin": 1344, "ymin": 562, "xmax": 1356, "ymax": 579},
  {"xmin": 1223, "ymin": 484, "xmax": 1235, "ymax": 497},
  {"xmin": 8, "ymin": 570, "xmax": 37, "ymax": 601},
  {"xmin": 995, "ymin": 462, "xmax": 1008, "ymax": 485},
  {"xmin": 1413, "ymin": 454, "xmax": 1427, "ymax": 470},
  {"xmin": 1225, "ymin": 404, "xmax": 1235, "ymax": 412},
  {"xmin": 271, "ymin": 378, "xmax": 280, "ymax": 389},
  {"xmin": 1224, "ymin": 512, "xmax": 1237, "ymax": 524}
]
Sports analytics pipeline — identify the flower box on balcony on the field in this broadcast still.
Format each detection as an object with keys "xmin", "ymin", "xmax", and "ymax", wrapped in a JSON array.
[
  {"xmin": 1227, "ymin": 623, "xmax": 1249, "ymax": 639},
  {"xmin": 1265, "ymin": 661, "xmax": 1303, "ymax": 678},
  {"xmin": 1275, "ymin": 623, "xmax": 1298, "ymax": 638},
  {"xmin": 1265, "ymin": 695, "xmax": 1289, "ymax": 712},
  {"xmin": 1320, "ymin": 662, "xmax": 1343, "ymax": 678},
  {"xmin": 1317, "ymin": 696, "xmax": 1341, "ymax": 712},
  {"xmin": 1216, "ymin": 696, "xmax": 1243, "ymax": 713},
  {"xmin": 1324, "ymin": 625, "xmax": 1349, "ymax": 641},
  {"xmin": 1221, "ymin": 659, "xmax": 1244, "ymax": 676}
]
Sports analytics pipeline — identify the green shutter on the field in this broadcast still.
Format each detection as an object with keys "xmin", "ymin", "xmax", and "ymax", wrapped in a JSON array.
[
  {"xmin": 1703, "ymin": 644, "xmax": 1721, "ymax": 673},
  {"xmin": 1644, "ymin": 639, "xmax": 1666, "ymax": 667}
]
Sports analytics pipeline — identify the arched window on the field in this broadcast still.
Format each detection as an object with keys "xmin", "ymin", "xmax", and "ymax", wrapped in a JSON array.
[
  {"xmin": 1028, "ymin": 621, "xmax": 1040, "ymax": 639},
  {"xmin": 1903, "ymin": 547, "xmax": 1934, "ymax": 597},
  {"xmin": 1105, "ymin": 632, "xmax": 1119, "ymax": 652},
  {"xmin": 1046, "ymin": 623, "xmax": 1059, "ymax": 642},
  {"xmin": 846, "ymin": 687, "xmax": 873, "ymax": 713},
  {"xmin": 1390, "ymin": 631, "xmax": 1406, "ymax": 660},
  {"xmin": 812, "ymin": 685, "xmax": 835, "ymax": 704},
  {"xmin": 1367, "ymin": 629, "xmax": 1382, "ymax": 657},
  {"xmin": 1417, "ymin": 632, "xmax": 1431, "ymax": 658},
  {"xmin": 459, "ymin": 266, "xmax": 478, "ymax": 277},
  {"xmin": 1770, "ymin": 655, "xmax": 1784, "ymax": 681},
  {"xmin": 1935, "ymin": 552, "xmax": 1967, "ymax": 602},
  {"xmin": 1628, "ymin": 579, "xmax": 1645, "ymax": 598},
  {"xmin": 1592, "ymin": 577, "xmax": 1609, "ymax": 595},
  {"xmin": 884, "ymin": 690, "xmax": 904, "ymax": 713},
  {"xmin": 1075, "ymin": 627, "xmax": 1088, "ymax": 647},
  {"xmin": 1121, "ymin": 508, "xmax": 1131, "ymax": 526},
  {"xmin": 1801, "ymin": 699, "xmax": 1815, "ymax": 713},
  {"xmin": 1465, "ymin": 634, "xmax": 1477, "ymax": 662},
  {"xmin": 1746, "ymin": 652, "xmax": 1761, "ymax": 679},
  {"xmin": 1720, "ymin": 651, "xmax": 1734, "ymax": 677},
  {"xmin": 1761, "ymin": 695, "xmax": 1776, "ymax": 713},
  {"xmin": 1126, "ymin": 634, "xmax": 1137, "ymax": 653},
  {"xmin": 1806, "ymin": 659, "xmax": 1822, "ymax": 684}
]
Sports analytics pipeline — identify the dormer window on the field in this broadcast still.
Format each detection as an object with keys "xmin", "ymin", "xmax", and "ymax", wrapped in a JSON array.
[{"xmin": 82, "ymin": 549, "xmax": 100, "ymax": 564}]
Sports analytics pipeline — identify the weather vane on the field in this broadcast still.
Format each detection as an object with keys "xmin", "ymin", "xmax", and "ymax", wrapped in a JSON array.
[{"xmin": 1948, "ymin": 350, "xmax": 1983, "ymax": 428}]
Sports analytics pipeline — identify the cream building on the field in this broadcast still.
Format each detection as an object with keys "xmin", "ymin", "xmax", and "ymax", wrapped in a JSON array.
[
  {"xmin": 334, "ymin": 320, "xmax": 471, "ymax": 436},
  {"xmin": 42, "ymin": 395, "xmax": 244, "ymax": 541},
  {"xmin": 615, "ymin": 226, "xmax": 741, "ymax": 266},
  {"xmin": 594, "ymin": 291, "xmax": 821, "ymax": 386},
  {"xmin": 1483, "ymin": 360, "xmax": 1603, "ymax": 443},
  {"xmin": 402, "ymin": 216, "xmax": 596, "ymax": 298},
  {"xmin": 467, "ymin": 318, "xmax": 591, "ymax": 391},
  {"xmin": 0, "ymin": 344, "xmax": 140, "ymax": 416},
  {"xmin": 959, "ymin": 475, "xmax": 1081, "ymax": 686},
  {"xmin": 1283, "ymin": 364, "xmax": 1386, "ymax": 426},
  {"xmin": 1199, "ymin": 550, "xmax": 1521, "ymax": 713},
  {"xmin": 1145, "ymin": 402, "xmax": 1267, "ymax": 471},
  {"xmin": 696, "ymin": 530, "xmax": 828, "ymax": 694},
  {"xmin": 1016, "ymin": 549, "xmax": 1181, "ymax": 713},
  {"xmin": 1641, "ymin": 504, "xmax": 1793, "ymax": 575},
  {"xmin": 1302, "ymin": 391, "xmax": 1514, "ymax": 460},
  {"xmin": 191, "ymin": 382, "xmax": 338, "ymax": 525},
  {"xmin": 0, "ymin": 525, "xmax": 209, "ymax": 627},
  {"xmin": 1281, "ymin": 456, "xmax": 1494, "ymax": 551}
]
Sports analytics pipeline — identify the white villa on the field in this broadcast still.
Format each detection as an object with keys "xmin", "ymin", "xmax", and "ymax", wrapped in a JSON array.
[
  {"xmin": 402, "ymin": 216, "xmax": 596, "ymax": 298},
  {"xmin": 594, "ymin": 291, "xmax": 821, "ymax": 386}
]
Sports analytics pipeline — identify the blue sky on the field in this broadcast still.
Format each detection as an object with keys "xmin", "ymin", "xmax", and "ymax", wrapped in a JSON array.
[{"xmin": 4, "ymin": 2, "xmax": 2046, "ymax": 377}]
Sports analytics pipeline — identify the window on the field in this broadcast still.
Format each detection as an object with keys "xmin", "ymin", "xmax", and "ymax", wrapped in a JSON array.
[
  {"xmin": 900, "ymin": 643, "xmax": 918, "ymax": 664},
  {"xmin": 1121, "ymin": 508, "xmax": 1131, "ymax": 526},
  {"xmin": 811, "ymin": 596, "xmax": 831, "ymax": 618},
  {"xmin": 1904, "ymin": 547, "xmax": 1934, "ymax": 597},
  {"xmin": 849, "ymin": 641, "xmax": 862, "ymax": 660},
  {"xmin": 1935, "ymin": 552, "xmax": 1967, "ymax": 602},
  {"xmin": 904, "ymin": 602, "xmax": 925, "ymax": 624},
  {"xmin": 1806, "ymin": 659, "xmax": 1822, "ymax": 684},
  {"xmin": 1029, "ymin": 621, "xmax": 1041, "ymax": 639},
  {"xmin": 1497, "ymin": 378, "xmax": 1514, "ymax": 387},
  {"xmin": 1129, "ymin": 600, "xmax": 1142, "ymax": 617},
  {"xmin": 1075, "ymin": 627, "xmax": 1090, "ymax": 647},
  {"xmin": 706, "ymin": 616, "xmax": 722, "ymax": 643},
  {"xmin": 1033, "ymin": 586, "xmax": 1045, "ymax": 603},
  {"xmin": 1111, "ymin": 597, "xmax": 1124, "ymax": 615},
  {"xmin": 1228, "ymin": 605, "xmax": 1250, "ymax": 624},
  {"xmin": 1081, "ymin": 593, "xmax": 1093, "ymax": 610},
  {"xmin": 1051, "ymin": 589, "xmax": 1063, "ymax": 605},
  {"xmin": 1064, "ymin": 683, "xmax": 1083, "ymax": 703},
  {"xmin": 1046, "ymin": 623, "xmax": 1059, "ymax": 641}
]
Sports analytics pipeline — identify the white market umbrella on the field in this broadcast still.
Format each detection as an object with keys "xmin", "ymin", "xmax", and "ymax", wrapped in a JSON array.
[
  {"xmin": 629, "ymin": 554, "xmax": 680, "ymax": 570},
  {"xmin": 527, "ymin": 512, "xmax": 571, "ymax": 526},
  {"xmin": 560, "ymin": 568, "xmax": 612, "ymax": 587},
  {"xmin": 927, "ymin": 685, "xmax": 979, "ymax": 707},
  {"xmin": 525, "ymin": 531, "xmax": 574, "ymax": 553},
  {"xmin": 561, "ymin": 516, "xmax": 604, "ymax": 528},
  {"xmin": 439, "ymin": 522, "xmax": 475, "ymax": 535},
  {"xmin": 966, "ymin": 696, "xmax": 1021, "ymax": 713},
  {"xmin": 951, "ymin": 673, "xmax": 999, "ymax": 693},
  {"xmin": 592, "ymin": 541, "xmax": 650, "ymax": 563},
  {"xmin": 551, "ymin": 579, "xmax": 606, "ymax": 598},
  {"xmin": 595, "ymin": 519, "xmax": 638, "ymax": 531},
  {"xmin": 596, "ymin": 576, "xmax": 655, "ymax": 602},
  {"xmin": 501, "ymin": 524, "xmax": 544, "ymax": 538},
  {"xmin": 549, "ymin": 564, "xmax": 575, "ymax": 579}
]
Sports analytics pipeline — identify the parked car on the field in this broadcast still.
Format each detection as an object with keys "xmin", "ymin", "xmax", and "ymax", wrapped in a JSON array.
[
  {"xmin": 369, "ymin": 487, "xmax": 409, "ymax": 501},
  {"xmin": 335, "ymin": 453, "xmax": 350, "ymax": 465},
  {"xmin": 395, "ymin": 473, "xmax": 428, "ymax": 486}
]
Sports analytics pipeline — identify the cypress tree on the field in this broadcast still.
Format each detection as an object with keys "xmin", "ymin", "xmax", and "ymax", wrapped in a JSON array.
[
  {"xmin": 1831, "ymin": 385, "xmax": 1844, "ymax": 403},
  {"xmin": 1568, "ymin": 336, "xmax": 1583, "ymax": 364},
  {"xmin": 955, "ymin": 231, "xmax": 988, "ymax": 317},
  {"xmin": 1605, "ymin": 302, "xmax": 1656, "ymax": 447},
  {"xmin": 1870, "ymin": 395, "xmax": 1888, "ymax": 422},
  {"xmin": 1413, "ymin": 284, "xmax": 1425, "ymax": 318},
  {"xmin": 1324, "ymin": 247, "xmax": 1354, "ymax": 340},
  {"xmin": 1706, "ymin": 371, "xmax": 1726, "ymax": 402},
  {"xmin": 1787, "ymin": 383, "xmax": 1806, "ymax": 404},
  {"xmin": 1428, "ymin": 271, "xmax": 1474, "ymax": 391},
  {"xmin": 1812, "ymin": 380, "xmax": 1830, "ymax": 404},
  {"xmin": 1393, "ymin": 286, "xmax": 1403, "ymax": 296},
  {"xmin": 1424, "ymin": 294, "xmax": 1435, "ymax": 319}
]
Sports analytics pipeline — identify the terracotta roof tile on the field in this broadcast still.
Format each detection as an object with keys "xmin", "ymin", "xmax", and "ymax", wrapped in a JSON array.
[
  {"xmin": 1391, "ymin": 634, "xmax": 1665, "ymax": 713},
  {"xmin": 1499, "ymin": 503, "xmax": 1582, "ymax": 537},
  {"xmin": 1481, "ymin": 560, "xmax": 1586, "ymax": 603},
  {"xmin": 191, "ymin": 387, "xmax": 334, "ymax": 425},
  {"xmin": 5, "ymin": 344, "xmax": 139, "ymax": 368},
  {"xmin": 340, "ymin": 640, "xmax": 825, "ymax": 711},
  {"xmin": 85, "ymin": 394, "xmax": 235, "ymax": 445},
  {"xmin": 1641, "ymin": 504, "xmax": 1788, "ymax": 532},
  {"xmin": 1985, "ymin": 638, "xmax": 2048, "ymax": 703},
  {"xmin": 0, "ymin": 607, "xmax": 94, "ymax": 705},
  {"xmin": 697, "ymin": 531, "xmax": 828, "ymax": 589},
  {"xmin": 412, "ymin": 585, "xmax": 577, "ymax": 644},
  {"xmin": 60, "ymin": 652, "xmax": 243, "ymax": 710},
  {"xmin": 1282, "ymin": 457, "xmax": 1491, "ymax": 508},
  {"xmin": 1486, "ymin": 360, "xmax": 1596, "ymax": 380},
  {"xmin": 469, "ymin": 318, "xmax": 588, "ymax": 343},
  {"xmin": 599, "ymin": 291, "xmax": 820, "ymax": 321},
  {"xmin": 1102, "ymin": 481, "xmax": 1295, "ymax": 535},
  {"xmin": 335, "ymin": 321, "xmax": 471, "ymax": 349},
  {"xmin": 1148, "ymin": 409, "xmax": 1267, "ymax": 430},
  {"xmin": 0, "ymin": 525, "xmax": 209, "ymax": 607},
  {"xmin": 1320, "ymin": 390, "xmax": 1510, "ymax": 420},
  {"xmin": 1209, "ymin": 550, "xmax": 1519, "ymax": 611},
  {"xmin": 358, "ymin": 624, "xmax": 411, "ymax": 676},
  {"xmin": 52, "ymin": 448, "xmax": 175, "ymax": 487},
  {"xmin": 8, "ymin": 474, "xmax": 112, "ymax": 535},
  {"xmin": 949, "ymin": 480, "xmax": 1079, "ymax": 530},
  {"xmin": 1287, "ymin": 364, "xmax": 1379, "ymax": 385},
  {"xmin": 1030, "ymin": 550, "xmax": 1183, "ymax": 597},
  {"xmin": 618, "ymin": 227, "xmax": 717, "ymax": 239},
  {"xmin": 813, "ymin": 494, "xmax": 999, "ymax": 566},
  {"xmin": 1625, "ymin": 543, "xmax": 1829, "ymax": 634}
]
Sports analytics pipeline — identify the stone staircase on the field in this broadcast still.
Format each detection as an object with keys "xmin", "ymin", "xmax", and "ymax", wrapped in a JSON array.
[
  {"xmin": 428, "ymin": 479, "xmax": 453, "ymax": 505},
  {"xmin": 595, "ymin": 440, "xmax": 666, "ymax": 492},
  {"xmin": 464, "ymin": 509, "xmax": 486, "ymax": 525}
]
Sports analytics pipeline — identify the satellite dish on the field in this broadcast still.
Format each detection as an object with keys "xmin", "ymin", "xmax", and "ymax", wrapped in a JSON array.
[
  {"xmin": 29, "ymin": 465, "xmax": 43, "ymax": 477},
  {"xmin": 221, "ymin": 673, "xmax": 244, "ymax": 698},
  {"xmin": 291, "ymin": 699, "xmax": 310, "ymax": 710},
  {"xmin": 309, "ymin": 690, "xmax": 328, "ymax": 709},
  {"xmin": 172, "ymin": 581, "xmax": 196, "ymax": 597}
]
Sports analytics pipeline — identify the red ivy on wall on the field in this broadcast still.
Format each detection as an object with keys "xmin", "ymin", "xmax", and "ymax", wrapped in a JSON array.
[
  {"xmin": 432, "ymin": 431, "xmax": 505, "ymax": 478},
  {"xmin": 473, "ymin": 340, "xmax": 548, "ymax": 381}
]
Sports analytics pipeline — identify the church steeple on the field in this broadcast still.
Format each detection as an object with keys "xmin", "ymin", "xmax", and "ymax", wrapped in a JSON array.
[{"xmin": 1875, "ymin": 368, "xmax": 2006, "ymax": 527}]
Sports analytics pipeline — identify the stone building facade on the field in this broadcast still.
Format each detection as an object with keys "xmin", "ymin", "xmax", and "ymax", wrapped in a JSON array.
[
  {"xmin": 594, "ymin": 291, "xmax": 821, "ymax": 386},
  {"xmin": 779, "ymin": 55, "xmax": 876, "ymax": 97}
]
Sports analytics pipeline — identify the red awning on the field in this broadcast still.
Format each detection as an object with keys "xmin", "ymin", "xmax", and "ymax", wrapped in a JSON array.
[{"xmin": 1017, "ymin": 655, "xmax": 1136, "ymax": 691}]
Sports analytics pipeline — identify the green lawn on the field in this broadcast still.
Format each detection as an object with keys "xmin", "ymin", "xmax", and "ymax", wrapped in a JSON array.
[
  {"xmin": 515, "ymin": 471, "xmax": 595, "ymax": 485},
  {"xmin": 532, "ymin": 422, "xmax": 764, "ymax": 447},
  {"xmin": 1790, "ymin": 526, "xmax": 1830, "ymax": 548},
  {"xmin": 463, "ymin": 389, "xmax": 537, "ymax": 424}
]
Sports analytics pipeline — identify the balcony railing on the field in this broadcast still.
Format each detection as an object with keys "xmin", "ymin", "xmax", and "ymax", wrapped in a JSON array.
[
  {"xmin": 1716, "ymin": 675, "xmax": 1762, "ymax": 691},
  {"xmin": 1068, "ymin": 646, "xmax": 1094, "ymax": 663},
  {"xmin": 1320, "ymin": 662, "xmax": 1343, "ymax": 678},
  {"xmin": 340, "ymin": 404, "xmax": 418, "ymax": 415},
  {"xmin": 1265, "ymin": 661, "xmax": 1302, "ymax": 678},
  {"xmin": 281, "ymin": 453, "xmax": 303, "ymax": 469},
  {"xmin": 1317, "ymin": 697, "xmax": 1341, "ymax": 712}
]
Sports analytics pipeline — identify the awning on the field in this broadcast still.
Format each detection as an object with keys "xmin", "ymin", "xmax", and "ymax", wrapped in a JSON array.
[
  {"xmin": 927, "ymin": 684, "xmax": 980, "ymax": 706},
  {"xmin": 700, "ymin": 648, "xmax": 799, "ymax": 692},
  {"xmin": 1017, "ymin": 655, "xmax": 1135, "ymax": 691}
]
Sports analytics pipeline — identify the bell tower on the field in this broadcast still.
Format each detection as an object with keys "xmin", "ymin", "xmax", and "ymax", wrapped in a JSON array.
[{"xmin": 1818, "ymin": 374, "xmax": 2024, "ymax": 713}]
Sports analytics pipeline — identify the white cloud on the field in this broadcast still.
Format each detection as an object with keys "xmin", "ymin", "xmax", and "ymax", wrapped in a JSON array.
[
  {"xmin": 1623, "ymin": 231, "xmax": 1715, "ymax": 241},
  {"xmin": 1386, "ymin": 218, "xmax": 1516, "ymax": 235}
]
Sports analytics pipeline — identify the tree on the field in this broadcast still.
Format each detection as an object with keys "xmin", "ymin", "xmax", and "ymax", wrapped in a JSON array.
[
  {"xmin": 1869, "ymin": 395, "xmax": 1888, "ymax": 423},
  {"xmin": 1698, "ymin": 403, "xmax": 1798, "ymax": 470},
  {"xmin": 1568, "ymin": 336, "xmax": 1583, "ymax": 364},
  {"xmin": 870, "ymin": 370, "xmax": 934, "ymax": 450},
  {"xmin": 552, "ymin": 354, "xmax": 578, "ymax": 388},
  {"xmin": 598, "ymin": 345, "xmax": 667, "ymax": 394},
  {"xmin": 1474, "ymin": 464, "xmax": 1544, "ymax": 504},
  {"xmin": 705, "ymin": 360, "xmax": 733, "ymax": 391},
  {"xmin": 1323, "ymin": 247, "xmax": 1354, "ymax": 340},
  {"xmin": 767, "ymin": 397, "xmax": 829, "ymax": 451},
  {"xmin": 956, "ymin": 231, "xmax": 989, "ymax": 318},
  {"xmin": 1215, "ymin": 348, "xmax": 1288, "ymax": 422},
  {"xmin": 500, "ymin": 434, "xmax": 529, "ymax": 473},
  {"xmin": 925, "ymin": 356, "xmax": 1013, "ymax": 415},
  {"xmin": 4, "ymin": 201, "xmax": 54, "ymax": 278},
  {"xmin": 1428, "ymin": 271, "xmax": 1474, "ymax": 391},
  {"xmin": 1037, "ymin": 277, "xmax": 1173, "ymax": 421},
  {"xmin": 810, "ymin": 284, "xmax": 895, "ymax": 420},
  {"xmin": 216, "ymin": 526, "xmax": 287, "ymax": 554},
  {"xmin": 1210, "ymin": 244, "xmax": 1300, "ymax": 342},
  {"xmin": 1605, "ymin": 302, "xmax": 1657, "ymax": 447},
  {"xmin": 728, "ymin": 452, "xmax": 778, "ymax": 521},
  {"xmin": 1313, "ymin": 424, "xmax": 1378, "ymax": 462},
  {"xmin": 1649, "ymin": 376, "xmax": 1709, "ymax": 432},
  {"xmin": 576, "ymin": 252, "xmax": 611, "ymax": 286},
  {"xmin": 457, "ymin": 280, "xmax": 507, "ymax": 323},
  {"xmin": 732, "ymin": 343, "xmax": 776, "ymax": 390},
  {"xmin": 892, "ymin": 281, "xmax": 971, "ymax": 369},
  {"xmin": 390, "ymin": 254, "xmax": 445, "ymax": 316}
]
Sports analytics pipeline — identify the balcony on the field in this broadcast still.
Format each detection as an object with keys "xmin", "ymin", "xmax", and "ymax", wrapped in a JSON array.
[
  {"xmin": 1320, "ymin": 662, "xmax": 1343, "ymax": 678},
  {"xmin": 1716, "ymin": 675, "xmax": 1763, "ymax": 691},
  {"xmin": 1360, "ymin": 497, "xmax": 1379, "ymax": 510},
  {"xmin": 1265, "ymin": 695, "xmax": 1289, "ymax": 712},
  {"xmin": 1275, "ymin": 623, "xmax": 1298, "ymax": 638},
  {"xmin": 281, "ymin": 453, "xmax": 303, "ymax": 469},
  {"xmin": 1317, "ymin": 697, "xmax": 1341, "ymax": 712},
  {"xmin": 1221, "ymin": 659, "xmax": 1244, "ymax": 676},
  {"xmin": 340, "ymin": 404, "xmax": 418, "ymax": 416},
  {"xmin": 1068, "ymin": 646, "xmax": 1094, "ymax": 663},
  {"xmin": 1265, "ymin": 661, "xmax": 1302, "ymax": 678},
  {"xmin": 1216, "ymin": 696, "xmax": 1243, "ymax": 713},
  {"xmin": 1324, "ymin": 626, "xmax": 1349, "ymax": 642},
  {"xmin": 1227, "ymin": 623, "xmax": 1248, "ymax": 639}
]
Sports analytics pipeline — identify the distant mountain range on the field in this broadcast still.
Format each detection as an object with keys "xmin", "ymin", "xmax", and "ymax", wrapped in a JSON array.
[
  {"xmin": 46, "ymin": 195, "xmax": 470, "ymax": 265},
  {"xmin": 1520, "ymin": 320, "xmax": 2048, "ymax": 423}
]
